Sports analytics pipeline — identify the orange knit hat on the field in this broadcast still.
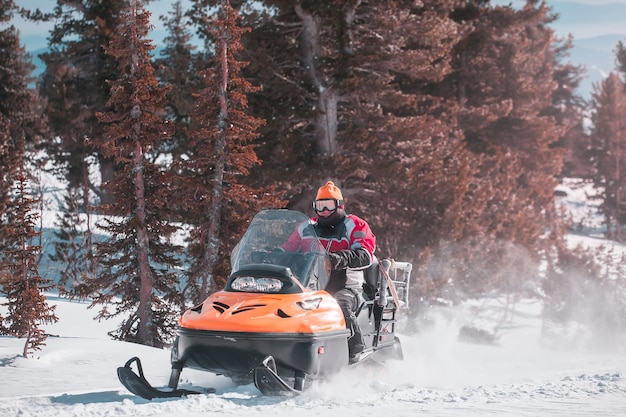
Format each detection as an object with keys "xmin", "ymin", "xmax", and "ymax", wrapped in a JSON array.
[{"xmin": 315, "ymin": 181, "xmax": 343, "ymax": 201}]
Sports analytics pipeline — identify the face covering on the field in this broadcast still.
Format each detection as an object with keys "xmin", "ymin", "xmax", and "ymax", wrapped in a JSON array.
[{"xmin": 317, "ymin": 208, "xmax": 346, "ymax": 227}]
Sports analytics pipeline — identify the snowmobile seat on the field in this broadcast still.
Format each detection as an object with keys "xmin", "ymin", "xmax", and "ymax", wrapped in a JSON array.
[{"xmin": 362, "ymin": 257, "xmax": 380, "ymax": 301}]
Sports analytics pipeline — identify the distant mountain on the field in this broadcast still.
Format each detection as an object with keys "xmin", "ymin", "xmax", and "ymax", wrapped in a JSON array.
[
  {"xmin": 27, "ymin": 46, "xmax": 166, "ymax": 81},
  {"xmin": 491, "ymin": 1, "xmax": 626, "ymax": 99},
  {"xmin": 549, "ymin": 1, "xmax": 626, "ymax": 35},
  {"xmin": 548, "ymin": 2, "xmax": 626, "ymax": 99},
  {"xmin": 29, "ymin": 47, "xmax": 46, "ymax": 78},
  {"xmin": 569, "ymin": 34, "xmax": 625, "ymax": 99}
]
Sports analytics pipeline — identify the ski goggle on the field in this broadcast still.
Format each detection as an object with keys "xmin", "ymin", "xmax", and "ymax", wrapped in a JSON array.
[{"xmin": 313, "ymin": 199, "xmax": 341, "ymax": 212}]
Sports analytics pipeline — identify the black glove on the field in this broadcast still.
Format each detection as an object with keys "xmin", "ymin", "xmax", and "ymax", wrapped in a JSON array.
[
  {"xmin": 328, "ymin": 248, "xmax": 371, "ymax": 271},
  {"xmin": 327, "ymin": 252, "xmax": 349, "ymax": 270}
]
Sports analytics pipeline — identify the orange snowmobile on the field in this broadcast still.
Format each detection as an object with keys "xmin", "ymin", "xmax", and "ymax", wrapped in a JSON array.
[{"xmin": 118, "ymin": 209, "xmax": 412, "ymax": 398}]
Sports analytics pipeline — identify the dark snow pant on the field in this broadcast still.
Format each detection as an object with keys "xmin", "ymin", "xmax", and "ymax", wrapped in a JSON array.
[{"xmin": 334, "ymin": 288, "xmax": 365, "ymax": 358}]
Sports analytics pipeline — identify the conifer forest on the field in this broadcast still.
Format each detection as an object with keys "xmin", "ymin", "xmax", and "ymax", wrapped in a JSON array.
[{"xmin": 1, "ymin": 0, "xmax": 626, "ymax": 354}]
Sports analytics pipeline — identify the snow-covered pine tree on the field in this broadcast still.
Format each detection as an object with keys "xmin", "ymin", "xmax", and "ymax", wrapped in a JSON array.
[
  {"xmin": 0, "ymin": 174, "xmax": 58, "ymax": 357},
  {"xmin": 0, "ymin": 1, "xmax": 55, "ymax": 357},
  {"xmin": 90, "ymin": 0, "xmax": 183, "ymax": 347}
]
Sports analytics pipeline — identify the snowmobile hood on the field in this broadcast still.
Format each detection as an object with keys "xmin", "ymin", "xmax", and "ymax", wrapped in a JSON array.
[{"xmin": 179, "ymin": 290, "xmax": 346, "ymax": 334}]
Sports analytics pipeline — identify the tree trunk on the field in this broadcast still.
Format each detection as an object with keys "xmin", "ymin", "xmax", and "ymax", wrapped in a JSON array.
[
  {"xmin": 295, "ymin": 5, "xmax": 338, "ymax": 155},
  {"xmin": 132, "ymin": 138, "xmax": 154, "ymax": 345},
  {"xmin": 98, "ymin": 156, "xmax": 117, "ymax": 205},
  {"xmin": 199, "ymin": 7, "xmax": 229, "ymax": 300},
  {"xmin": 315, "ymin": 87, "xmax": 338, "ymax": 155}
]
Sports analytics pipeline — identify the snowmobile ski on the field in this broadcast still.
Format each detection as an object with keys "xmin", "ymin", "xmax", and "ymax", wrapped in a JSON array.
[
  {"xmin": 350, "ymin": 349, "xmax": 375, "ymax": 365},
  {"xmin": 253, "ymin": 356, "xmax": 299, "ymax": 396},
  {"xmin": 117, "ymin": 357, "xmax": 213, "ymax": 400}
]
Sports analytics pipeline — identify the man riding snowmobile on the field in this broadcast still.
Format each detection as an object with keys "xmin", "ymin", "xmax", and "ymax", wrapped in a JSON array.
[
  {"xmin": 117, "ymin": 186, "xmax": 412, "ymax": 397},
  {"xmin": 281, "ymin": 181, "xmax": 376, "ymax": 363}
]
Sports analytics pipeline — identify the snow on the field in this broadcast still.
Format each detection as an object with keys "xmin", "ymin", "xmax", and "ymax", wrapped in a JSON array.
[
  {"xmin": 1, "ymin": 179, "xmax": 626, "ymax": 416},
  {"xmin": 1, "ymin": 293, "xmax": 626, "ymax": 416}
]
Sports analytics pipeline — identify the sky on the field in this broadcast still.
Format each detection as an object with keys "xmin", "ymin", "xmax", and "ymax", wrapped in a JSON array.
[
  {"xmin": 6, "ymin": 2, "xmax": 626, "ymax": 99},
  {"xmin": 10, "ymin": 1, "xmax": 626, "ymax": 51},
  {"xmin": 491, "ymin": 0, "xmax": 626, "ymax": 39},
  {"xmin": 494, "ymin": 0, "xmax": 626, "ymax": 4},
  {"xmin": 11, "ymin": 0, "xmax": 192, "ymax": 51}
]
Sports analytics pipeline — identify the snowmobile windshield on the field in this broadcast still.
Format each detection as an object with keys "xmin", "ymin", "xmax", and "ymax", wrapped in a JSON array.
[{"xmin": 230, "ymin": 210, "xmax": 330, "ymax": 290}]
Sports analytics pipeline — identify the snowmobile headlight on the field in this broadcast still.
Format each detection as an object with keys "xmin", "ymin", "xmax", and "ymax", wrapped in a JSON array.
[
  {"xmin": 296, "ymin": 297, "xmax": 322, "ymax": 310},
  {"xmin": 231, "ymin": 276, "xmax": 284, "ymax": 293}
]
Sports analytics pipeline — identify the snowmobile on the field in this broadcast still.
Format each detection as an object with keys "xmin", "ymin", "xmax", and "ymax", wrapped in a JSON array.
[{"xmin": 118, "ymin": 209, "xmax": 412, "ymax": 398}]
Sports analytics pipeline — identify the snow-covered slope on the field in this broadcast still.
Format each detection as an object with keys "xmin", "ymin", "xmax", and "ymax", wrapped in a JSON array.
[
  {"xmin": 1, "ymin": 177, "xmax": 625, "ymax": 416},
  {"xmin": 1, "ymin": 291, "xmax": 625, "ymax": 416}
]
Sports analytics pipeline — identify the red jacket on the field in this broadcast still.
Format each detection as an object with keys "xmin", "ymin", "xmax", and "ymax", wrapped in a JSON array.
[{"xmin": 282, "ymin": 214, "xmax": 376, "ymax": 291}]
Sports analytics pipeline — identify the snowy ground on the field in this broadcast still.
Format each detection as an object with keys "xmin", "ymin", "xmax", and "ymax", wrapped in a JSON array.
[
  {"xmin": 1, "ymin": 294, "xmax": 625, "ymax": 417},
  {"xmin": 1, "ymin": 178, "xmax": 626, "ymax": 416}
]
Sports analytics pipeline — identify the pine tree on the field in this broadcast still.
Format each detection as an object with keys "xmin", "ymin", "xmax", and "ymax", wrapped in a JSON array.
[
  {"xmin": 333, "ymin": 0, "xmax": 470, "ymax": 259},
  {"xmin": 240, "ymin": 0, "xmax": 371, "ymax": 204},
  {"xmin": 0, "ymin": 174, "xmax": 58, "ymax": 357},
  {"xmin": 183, "ymin": 0, "xmax": 582, "ymax": 301},
  {"xmin": 236, "ymin": 0, "xmax": 467, "ymax": 260},
  {"xmin": 89, "ymin": 0, "xmax": 183, "ymax": 347},
  {"xmin": 154, "ymin": 0, "xmax": 202, "ymax": 156},
  {"xmin": 0, "ymin": 2, "xmax": 46, "ymax": 225},
  {"xmin": 589, "ymin": 72, "xmax": 626, "ymax": 241},
  {"xmin": 176, "ymin": 0, "xmax": 282, "ymax": 303},
  {"xmin": 0, "ymin": 4, "xmax": 55, "ymax": 354},
  {"xmin": 417, "ymin": 0, "xmax": 569, "ymax": 295},
  {"xmin": 38, "ymin": 0, "xmax": 128, "ymax": 205},
  {"xmin": 616, "ymin": 41, "xmax": 626, "ymax": 76},
  {"xmin": 550, "ymin": 36, "xmax": 589, "ymax": 178},
  {"xmin": 0, "ymin": 113, "xmax": 9, "ymax": 332},
  {"xmin": 0, "ymin": 5, "xmax": 45, "ymax": 148},
  {"xmin": 49, "ymin": 186, "xmax": 96, "ymax": 298}
]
